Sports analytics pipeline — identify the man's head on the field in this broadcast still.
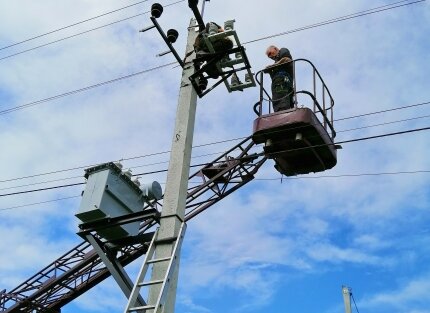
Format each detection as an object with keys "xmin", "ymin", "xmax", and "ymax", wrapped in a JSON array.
[{"xmin": 266, "ymin": 45, "xmax": 279, "ymax": 60}]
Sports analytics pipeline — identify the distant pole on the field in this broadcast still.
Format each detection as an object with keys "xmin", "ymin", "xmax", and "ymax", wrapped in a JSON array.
[
  {"xmin": 146, "ymin": 18, "xmax": 198, "ymax": 313},
  {"xmin": 342, "ymin": 286, "xmax": 352, "ymax": 313}
]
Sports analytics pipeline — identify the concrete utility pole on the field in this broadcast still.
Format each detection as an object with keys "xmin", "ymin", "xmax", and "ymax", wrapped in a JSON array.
[
  {"xmin": 147, "ymin": 18, "xmax": 198, "ymax": 313},
  {"xmin": 342, "ymin": 286, "xmax": 352, "ymax": 313}
]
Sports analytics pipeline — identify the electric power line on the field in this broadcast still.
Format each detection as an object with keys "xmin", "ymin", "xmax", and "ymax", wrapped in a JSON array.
[
  {"xmin": 135, "ymin": 125, "xmax": 430, "ymax": 175},
  {"xmin": 0, "ymin": 62, "xmax": 176, "ymax": 116},
  {"xmin": 259, "ymin": 126, "xmax": 430, "ymax": 158},
  {"xmin": 0, "ymin": 0, "xmax": 151, "ymax": 51},
  {"xmin": 0, "ymin": 176, "xmax": 82, "ymax": 192},
  {"xmin": 1, "ymin": 125, "xmax": 428, "ymax": 198},
  {"xmin": 1, "ymin": 169, "xmax": 430, "ymax": 212},
  {"xmin": 0, "ymin": 101, "xmax": 428, "ymax": 186},
  {"xmin": 243, "ymin": 0, "xmax": 425, "ymax": 44},
  {"xmin": 0, "ymin": 183, "xmax": 84, "ymax": 197},
  {"xmin": 0, "ymin": 0, "xmax": 421, "ymax": 62},
  {"xmin": 0, "ymin": 150, "xmax": 238, "ymax": 192},
  {"xmin": 256, "ymin": 170, "xmax": 430, "ymax": 181},
  {"xmin": 0, "ymin": 135, "xmax": 248, "ymax": 184},
  {"xmin": 0, "ymin": 196, "xmax": 80, "ymax": 212},
  {"xmin": 130, "ymin": 112, "xmax": 430, "ymax": 169},
  {"xmin": 336, "ymin": 101, "xmax": 430, "ymax": 122},
  {"xmin": 0, "ymin": 0, "xmax": 424, "ymax": 118},
  {"xmin": 351, "ymin": 293, "xmax": 361, "ymax": 313},
  {"xmin": 0, "ymin": 0, "xmax": 185, "ymax": 62},
  {"xmin": 336, "ymin": 114, "xmax": 430, "ymax": 134}
]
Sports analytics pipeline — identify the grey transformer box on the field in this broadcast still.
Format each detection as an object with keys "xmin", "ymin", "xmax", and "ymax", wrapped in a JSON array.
[{"xmin": 76, "ymin": 162, "xmax": 162, "ymax": 241}]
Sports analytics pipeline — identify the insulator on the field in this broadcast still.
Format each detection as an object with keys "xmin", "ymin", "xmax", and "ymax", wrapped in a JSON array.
[
  {"xmin": 198, "ymin": 77, "xmax": 208, "ymax": 91},
  {"xmin": 167, "ymin": 29, "xmax": 179, "ymax": 43},
  {"xmin": 141, "ymin": 181, "xmax": 163, "ymax": 200},
  {"xmin": 245, "ymin": 73, "xmax": 253, "ymax": 83},
  {"xmin": 208, "ymin": 23, "xmax": 219, "ymax": 35},
  {"xmin": 224, "ymin": 20, "xmax": 235, "ymax": 31},
  {"xmin": 230, "ymin": 72, "xmax": 240, "ymax": 86},
  {"xmin": 151, "ymin": 3, "xmax": 163, "ymax": 18},
  {"xmin": 123, "ymin": 170, "xmax": 132, "ymax": 178}
]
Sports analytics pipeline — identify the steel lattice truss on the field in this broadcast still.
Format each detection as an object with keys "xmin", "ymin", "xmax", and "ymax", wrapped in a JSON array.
[{"xmin": 0, "ymin": 136, "xmax": 266, "ymax": 313}]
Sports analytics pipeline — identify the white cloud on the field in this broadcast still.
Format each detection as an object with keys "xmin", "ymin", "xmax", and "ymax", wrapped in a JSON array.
[
  {"xmin": 178, "ymin": 294, "xmax": 212, "ymax": 313},
  {"xmin": 361, "ymin": 274, "xmax": 430, "ymax": 312},
  {"xmin": 0, "ymin": 1, "xmax": 429, "ymax": 313}
]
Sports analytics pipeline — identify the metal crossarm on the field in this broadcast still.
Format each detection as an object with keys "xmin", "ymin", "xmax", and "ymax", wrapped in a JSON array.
[{"xmin": 189, "ymin": 23, "xmax": 256, "ymax": 97}]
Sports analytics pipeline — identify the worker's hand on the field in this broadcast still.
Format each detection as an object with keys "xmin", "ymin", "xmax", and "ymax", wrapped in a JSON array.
[
  {"xmin": 263, "ymin": 65, "xmax": 274, "ymax": 73},
  {"xmin": 276, "ymin": 57, "xmax": 292, "ymax": 64}
]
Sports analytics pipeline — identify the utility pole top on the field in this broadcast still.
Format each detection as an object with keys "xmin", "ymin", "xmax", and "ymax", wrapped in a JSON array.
[{"xmin": 342, "ymin": 285, "xmax": 352, "ymax": 313}]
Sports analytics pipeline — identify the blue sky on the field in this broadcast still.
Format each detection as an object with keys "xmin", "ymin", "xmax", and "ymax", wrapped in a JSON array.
[{"xmin": 0, "ymin": 1, "xmax": 429, "ymax": 313}]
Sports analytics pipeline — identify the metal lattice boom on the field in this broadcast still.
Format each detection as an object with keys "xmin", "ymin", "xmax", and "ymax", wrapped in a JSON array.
[{"xmin": 0, "ymin": 136, "xmax": 266, "ymax": 313}]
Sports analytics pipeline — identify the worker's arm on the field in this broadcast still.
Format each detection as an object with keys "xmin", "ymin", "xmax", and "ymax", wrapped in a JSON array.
[
  {"xmin": 275, "ymin": 56, "xmax": 292, "ymax": 64},
  {"xmin": 264, "ymin": 56, "xmax": 292, "ymax": 72}
]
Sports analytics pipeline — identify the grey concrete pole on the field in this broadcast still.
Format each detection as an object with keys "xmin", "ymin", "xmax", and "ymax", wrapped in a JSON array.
[
  {"xmin": 147, "ymin": 18, "xmax": 198, "ymax": 313},
  {"xmin": 342, "ymin": 286, "xmax": 352, "ymax": 313}
]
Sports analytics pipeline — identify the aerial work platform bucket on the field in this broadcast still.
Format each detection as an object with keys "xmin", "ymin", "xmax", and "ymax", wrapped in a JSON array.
[
  {"xmin": 252, "ymin": 59, "xmax": 339, "ymax": 176},
  {"xmin": 253, "ymin": 107, "xmax": 337, "ymax": 176}
]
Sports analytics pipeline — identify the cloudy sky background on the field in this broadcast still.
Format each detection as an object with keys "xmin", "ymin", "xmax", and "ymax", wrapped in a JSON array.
[{"xmin": 0, "ymin": 0, "xmax": 429, "ymax": 313}]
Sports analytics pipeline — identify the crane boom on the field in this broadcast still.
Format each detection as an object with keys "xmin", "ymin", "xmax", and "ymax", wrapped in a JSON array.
[{"xmin": 0, "ymin": 136, "xmax": 266, "ymax": 313}]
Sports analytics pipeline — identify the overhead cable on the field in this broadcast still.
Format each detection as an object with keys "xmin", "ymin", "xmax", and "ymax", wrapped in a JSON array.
[
  {"xmin": 253, "ymin": 126, "xmax": 430, "ymax": 159},
  {"xmin": 0, "ymin": 0, "xmax": 421, "ymax": 65},
  {"xmin": 130, "ymin": 126, "xmax": 430, "ymax": 176},
  {"xmin": 351, "ymin": 293, "xmax": 361, "ymax": 313},
  {"xmin": 0, "ymin": 183, "xmax": 85, "ymax": 197},
  {"xmin": 255, "ymin": 170, "xmax": 430, "ymax": 181},
  {"xmin": 0, "ymin": 0, "xmax": 424, "ymax": 118},
  {"xmin": 0, "ymin": 136, "xmax": 248, "ymax": 184},
  {"xmin": 0, "ymin": 62, "xmax": 176, "ymax": 116},
  {"xmin": 335, "ymin": 101, "xmax": 430, "ymax": 122},
  {"xmin": 0, "ymin": 196, "xmax": 80, "ymax": 212},
  {"xmin": 0, "ymin": 176, "xmax": 82, "ymax": 192},
  {"xmin": 0, "ymin": 102, "xmax": 428, "ymax": 185},
  {"xmin": 337, "ymin": 114, "xmax": 430, "ymax": 134},
  {"xmin": 243, "ymin": 0, "xmax": 425, "ymax": 44},
  {"xmin": 0, "ymin": 0, "xmax": 150, "ymax": 51},
  {"xmin": 0, "ymin": 150, "xmax": 238, "ymax": 192},
  {"xmin": 1, "ymin": 168, "xmax": 429, "ymax": 212},
  {"xmin": 0, "ymin": 0, "xmax": 185, "ymax": 61}
]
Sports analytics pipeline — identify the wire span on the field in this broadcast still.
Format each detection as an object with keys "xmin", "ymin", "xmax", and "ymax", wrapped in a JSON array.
[
  {"xmin": 0, "ymin": 102, "xmax": 428, "ymax": 185},
  {"xmin": 0, "ymin": 0, "xmax": 186, "ymax": 62},
  {"xmin": 0, "ymin": 196, "xmax": 80, "ymax": 212},
  {"xmin": 1, "ymin": 126, "xmax": 428, "ymax": 198},
  {"xmin": 1, "ymin": 169, "xmax": 430, "ymax": 212},
  {"xmin": 0, "ymin": 0, "xmax": 151, "ymax": 51},
  {"xmin": 243, "ymin": 0, "xmax": 425, "ymax": 44},
  {"xmin": 0, "ymin": 62, "xmax": 176, "ymax": 116},
  {"xmin": 0, "ymin": 0, "xmax": 422, "ymax": 65}
]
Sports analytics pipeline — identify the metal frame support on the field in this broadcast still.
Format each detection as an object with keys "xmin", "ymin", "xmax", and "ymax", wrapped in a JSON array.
[
  {"xmin": 0, "ymin": 136, "xmax": 266, "ymax": 313},
  {"xmin": 189, "ymin": 31, "xmax": 255, "ymax": 97},
  {"xmin": 84, "ymin": 234, "xmax": 146, "ymax": 307}
]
